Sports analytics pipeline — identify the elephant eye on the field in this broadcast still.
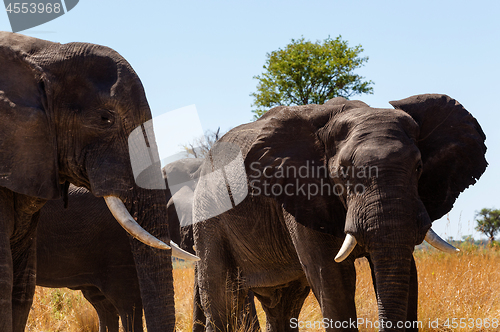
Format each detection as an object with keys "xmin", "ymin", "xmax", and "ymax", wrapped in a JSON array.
[
  {"xmin": 98, "ymin": 110, "xmax": 115, "ymax": 127},
  {"xmin": 416, "ymin": 162, "xmax": 423, "ymax": 175},
  {"xmin": 331, "ymin": 165, "xmax": 349, "ymax": 179}
]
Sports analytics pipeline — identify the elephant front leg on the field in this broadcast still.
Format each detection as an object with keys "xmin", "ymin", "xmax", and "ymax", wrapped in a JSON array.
[
  {"xmin": 286, "ymin": 222, "xmax": 358, "ymax": 331},
  {"xmin": 11, "ymin": 232, "xmax": 38, "ymax": 332},
  {"xmin": 192, "ymin": 265, "xmax": 207, "ymax": 332},
  {"xmin": 0, "ymin": 230, "xmax": 14, "ymax": 332},
  {"xmin": 0, "ymin": 189, "xmax": 15, "ymax": 332},
  {"xmin": 253, "ymin": 279, "xmax": 310, "ymax": 332},
  {"xmin": 195, "ymin": 239, "xmax": 250, "ymax": 331},
  {"xmin": 197, "ymin": 263, "xmax": 242, "ymax": 332},
  {"xmin": 81, "ymin": 287, "xmax": 120, "ymax": 332},
  {"xmin": 307, "ymin": 257, "xmax": 358, "ymax": 331}
]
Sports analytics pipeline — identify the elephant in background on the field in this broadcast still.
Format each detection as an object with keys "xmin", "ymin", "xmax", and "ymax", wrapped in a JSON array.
[
  {"xmin": 36, "ymin": 158, "xmax": 204, "ymax": 332},
  {"xmin": 0, "ymin": 32, "xmax": 194, "ymax": 332},
  {"xmin": 192, "ymin": 94, "xmax": 487, "ymax": 331}
]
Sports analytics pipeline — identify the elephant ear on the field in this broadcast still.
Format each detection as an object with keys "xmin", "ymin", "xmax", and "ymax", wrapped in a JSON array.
[
  {"xmin": 390, "ymin": 94, "xmax": 487, "ymax": 220},
  {"xmin": 244, "ymin": 104, "xmax": 347, "ymax": 236},
  {"xmin": 0, "ymin": 43, "xmax": 61, "ymax": 199}
]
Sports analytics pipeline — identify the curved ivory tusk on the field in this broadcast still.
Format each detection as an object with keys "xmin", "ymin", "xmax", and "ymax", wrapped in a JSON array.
[
  {"xmin": 104, "ymin": 196, "xmax": 171, "ymax": 250},
  {"xmin": 335, "ymin": 234, "xmax": 357, "ymax": 263},
  {"xmin": 425, "ymin": 228, "xmax": 460, "ymax": 253},
  {"xmin": 170, "ymin": 241, "xmax": 200, "ymax": 261}
]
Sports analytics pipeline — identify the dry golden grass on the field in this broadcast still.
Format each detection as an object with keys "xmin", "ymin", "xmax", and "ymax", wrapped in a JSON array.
[
  {"xmin": 174, "ymin": 265, "xmax": 195, "ymax": 331},
  {"xmin": 414, "ymin": 245, "xmax": 500, "ymax": 332},
  {"xmin": 26, "ymin": 286, "xmax": 99, "ymax": 332},
  {"xmin": 28, "ymin": 245, "xmax": 500, "ymax": 331}
]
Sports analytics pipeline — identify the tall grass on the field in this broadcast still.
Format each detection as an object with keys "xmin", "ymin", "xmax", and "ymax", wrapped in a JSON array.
[
  {"xmin": 26, "ymin": 287, "xmax": 99, "ymax": 332},
  {"xmin": 28, "ymin": 244, "xmax": 500, "ymax": 331}
]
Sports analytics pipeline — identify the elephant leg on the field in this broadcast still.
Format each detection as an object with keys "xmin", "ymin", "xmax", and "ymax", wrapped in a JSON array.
[
  {"xmin": 307, "ymin": 258, "xmax": 357, "ymax": 331},
  {"xmin": 192, "ymin": 266, "xmax": 207, "ymax": 332},
  {"xmin": 194, "ymin": 223, "xmax": 236, "ymax": 332},
  {"xmin": 196, "ymin": 253, "xmax": 249, "ymax": 331},
  {"xmin": 199, "ymin": 273, "xmax": 248, "ymax": 331},
  {"xmin": 193, "ymin": 281, "xmax": 260, "ymax": 332},
  {"xmin": 101, "ymin": 277, "xmax": 143, "ymax": 332},
  {"xmin": 116, "ymin": 302, "xmax": 143, "ymax": 332},
  {"xmin": 368, "ymin": 255, "xmax": 419, "ymax": 332},
  {"xmin": 12, "ymin": 223, "xmax": 38, "ymax": 332},
  {"xmin": 0, "ymin": 225, "xmax": 13, "ymax": 332},
  {"xmin": 194, "ymin": 277, "xmax": 257, "ymax": 332},
  {"xmin": 254, "ymin": 279, "xmax": 310, "ymax": 332},
  {"xmin": 81, "ymin": 287, "xmax": 120, "ymax": 332},
  {"xmin": 285, "ymin": 222, "xmax": 357, "ymax": 331}
]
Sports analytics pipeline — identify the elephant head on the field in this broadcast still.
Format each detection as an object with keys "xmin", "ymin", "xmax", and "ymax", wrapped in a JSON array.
[
  {"xmin": 0, "ymin": 32, "xmax": 194, "ymax": 331},
  {"xmin": 163, "ymin": 157, "xmax": 204, "ymax": 252},
  {"xmin": 241, "ymin": 94, "xmax": 486, "ymax": 327}
]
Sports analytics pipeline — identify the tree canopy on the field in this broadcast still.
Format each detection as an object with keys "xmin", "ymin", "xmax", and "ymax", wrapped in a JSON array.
[
  {"xmin": 250, "ymin": 36, "xmax": 373, "ymax": 119},
  {"xmin": 475, "ymin": 208, "xmax": 500, "ymax": 242}
]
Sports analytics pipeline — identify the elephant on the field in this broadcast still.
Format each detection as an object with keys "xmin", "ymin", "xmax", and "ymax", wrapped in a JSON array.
[
  {"xmin": 192, "ymin": 94, "xmax": 487, "ymax": 331},
  {"xmin": 0, "ymin": 32, "xmax": 195, "ymax": 332},
  {"xmin": 36, "ymin": 158, "xmax": 204, "ymax": 332}
]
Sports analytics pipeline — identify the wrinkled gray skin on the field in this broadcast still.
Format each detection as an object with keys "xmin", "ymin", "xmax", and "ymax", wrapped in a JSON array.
[
  {"xmin": 193, "ymin": 94, "xmax": 487, "ymax": 331},
  {"xmin": 36, "ymin": 159, "xmax": 205, "ymax": 332},
  {"xmin": 0, "ymin": 32, "xmax": 173, "ymax": 332}
]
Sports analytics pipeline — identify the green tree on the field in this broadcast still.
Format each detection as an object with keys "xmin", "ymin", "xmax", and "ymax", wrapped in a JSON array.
[
  {"xmin": 250, "ymin": 36, "xmax": 373, "ymax": 119},
  {"xmin": 475, "ymin": 208, "xmax": 500, "ymax": 242}
]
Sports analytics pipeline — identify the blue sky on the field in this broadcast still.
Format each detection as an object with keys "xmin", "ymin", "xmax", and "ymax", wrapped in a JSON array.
[{"xmin": 1, "ymin": 0, "xmax": 499, "ymax": 240}]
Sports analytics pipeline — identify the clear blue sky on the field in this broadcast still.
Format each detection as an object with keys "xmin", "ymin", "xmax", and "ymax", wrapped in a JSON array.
[{"xmin": 1, "ymin": 0, "xmax": 499, "ymax": 240}]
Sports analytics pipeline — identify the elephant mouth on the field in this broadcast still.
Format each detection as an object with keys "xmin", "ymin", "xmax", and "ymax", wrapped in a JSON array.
[
  {"xmin": 104, "ymin": 195, "xmax": 200, "ymax": 261},
  {"xmin": 334, "ymin": 228, "xmax": 459, "ymax": 262}
]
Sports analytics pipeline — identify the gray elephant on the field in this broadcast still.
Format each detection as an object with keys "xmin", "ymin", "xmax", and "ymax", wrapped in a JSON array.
[
  {"xmin": 36, "ymin": 158, "xmax": 204, "ymax": 332},
  {"xmin": 0, "ymin": 32, "xmax": 194, "ymax": 332},
  {"xmin": 192, "ymin": 94, "xmax": 487, "ymax": 331}
]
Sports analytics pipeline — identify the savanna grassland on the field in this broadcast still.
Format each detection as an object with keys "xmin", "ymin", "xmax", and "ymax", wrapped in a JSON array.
[{"xmin": 27, "ymin": 244, "xmax": 500, "ymax": 332}]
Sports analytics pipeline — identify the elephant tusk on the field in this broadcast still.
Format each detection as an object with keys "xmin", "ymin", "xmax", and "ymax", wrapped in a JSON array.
[
  {"xmin": 335, "ymin": 234, "xmax": 357, "ymax": 263},
  {"xmin": 104, "ymin": 196, "xmax": 171, "ymax": 250},
  {"xmin": 425, "ymin": 228, "xmax": 460, "ymax": 253},
  {"xmin": 170, "ymin": 241, "xmax": 200, "ymax": 261}
]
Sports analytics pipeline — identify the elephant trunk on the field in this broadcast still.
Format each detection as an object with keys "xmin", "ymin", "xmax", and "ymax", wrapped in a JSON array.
[
  {"xmin": 130, "ymin": 239, "xmax": 175, "ymax": 331},
  {"xmin": 125, "ymin": 188, "xmax": 176, "ymax": 331},
  {"xmin": 369, "ymin": 247, "xmax": 413, "ymax": 331},
  {"xmin": 342, "ymin": 187, "xmax": 428, "ymax": 331}
]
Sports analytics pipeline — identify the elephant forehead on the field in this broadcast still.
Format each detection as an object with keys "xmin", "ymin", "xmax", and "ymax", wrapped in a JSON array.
[
  {"xmin": 335, "ymin": 108, "xmax": 419, "ymax": 141},
  {"xmin": 334, "ymin": 109, "xmax": 421, "ymax": 163},
  {"xmin": 351, "ymin": 139, "xmax": 421, "ymax": 167}
]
